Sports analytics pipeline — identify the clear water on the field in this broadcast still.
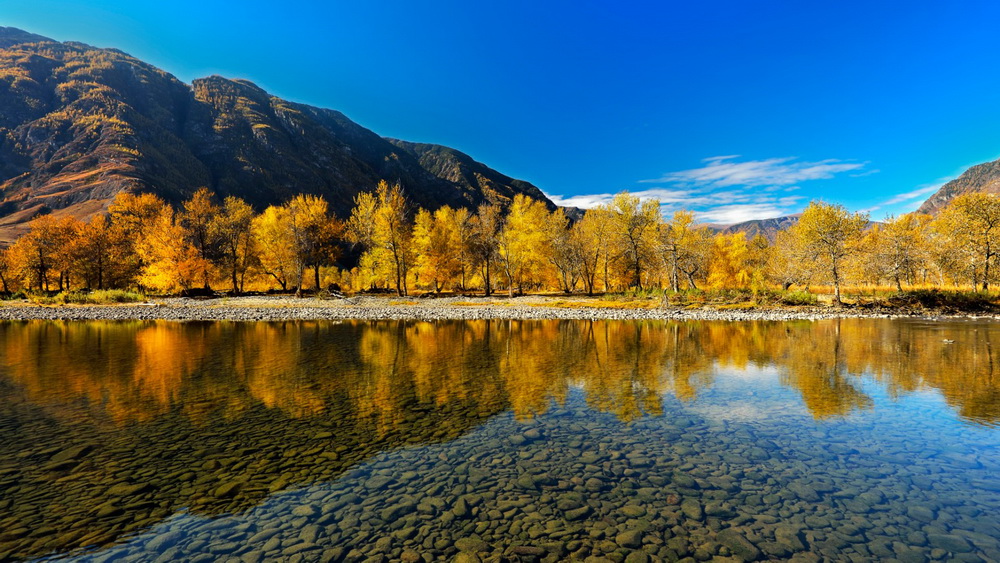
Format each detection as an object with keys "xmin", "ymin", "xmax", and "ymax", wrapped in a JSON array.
[{"xmin": 0, "ymin": 319, "xmax": 999, "ymax": 562}]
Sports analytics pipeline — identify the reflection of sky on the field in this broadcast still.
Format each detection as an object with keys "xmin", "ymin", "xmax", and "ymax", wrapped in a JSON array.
[{"xmin": 676, "ymin": 365, "xmax": 814, "ymax": 423}]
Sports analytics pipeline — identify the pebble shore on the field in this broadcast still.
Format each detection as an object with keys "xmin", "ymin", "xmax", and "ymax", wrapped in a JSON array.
[{"xmin": 0, "ymin": 295, "xmax": 964, "ymax": 323}]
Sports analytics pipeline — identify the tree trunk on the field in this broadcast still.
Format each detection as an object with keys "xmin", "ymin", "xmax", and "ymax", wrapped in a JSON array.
[
  {"xmin": 314, "ymin": 264, "xmax": 321, "ymax": 294},
  {"xmin": 832, "ymin": 262, "xmax": 842, "ymax": 306},
  {"xmin": 295, "ymin": 263, "xmax": 305, "ymax": 298},
  {"xmin": 685, "ymin": 272, "xmax": 698, "ymax": 291},
  {"xmin": 895, "ymin": 275, "xmax": 903, "ymax": 293}
]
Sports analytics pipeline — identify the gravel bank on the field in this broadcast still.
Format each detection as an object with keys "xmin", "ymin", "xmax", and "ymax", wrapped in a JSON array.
[{"xmin": 0, "ymin": 295, "xmax": 970, "ymax": 322}]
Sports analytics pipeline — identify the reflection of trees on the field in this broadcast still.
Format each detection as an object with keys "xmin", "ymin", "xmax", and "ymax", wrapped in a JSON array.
[
  {"xmin": 3, "ymin": 318, "xmax": 1000, "ymax": 559},
  {"xmin": 4, "ymin": 318, "xmax": 1000, "ymax": 428}
]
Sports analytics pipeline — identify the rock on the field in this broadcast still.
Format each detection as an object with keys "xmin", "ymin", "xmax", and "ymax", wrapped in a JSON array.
[
  {"xmin": 788, "ymin": 483, "xmax": 820, "ymax": 502},
  {"xmin": 565, "ymin": 506, "xmax": 592, "ymax": 521},
  {"xmin": 681, "ymin": 499, "xmax": 703, "ymax": 521},
  {"xmin": 927, "ymin": 534, "xmax": 972, "ymax": 553},
  {"xmin": 146, "ymin": 531, "xmax": 183, "ymax": 552},
  {"xmin": 615, "ymin": 530, "xmax": 644, "ymax": 549},
  {"xmin": 214, "ymin": 481, "xmax": 243, "ymax": 498},
  {"xmin": 716, "ymin": 529, "xmax": 761, "ymax": 561},
  {"xmin": 624, "ymin": 553, "xmax": 650, "ymax": 563},
  {"xmin": 510, "ymin": 546, "xmax": 547, "ymax": 557},
  {"xmin": 673, "ymin": 474, "xmax": 698, "ymax": 489},
  {"xmin": 292, "ymin": 504, "xmax": 317, "ymax": 517},
  {"xmin": 455, "ymin": 537, "xmax": 489, "ymax": 552},
  {"xmin": 50, "ymin": 444, "xmax": 93, "ymax": 463},
  {"xmin": 400, "ymin": 550, "xmax": 422, "ymax": 563},
  {"xmin": 620, "ymin": 505, "xmax": 646, "ymax": 518},
  {"xmin": 907, "ymin": 506, "xmax": 936, "ymax": 523}
]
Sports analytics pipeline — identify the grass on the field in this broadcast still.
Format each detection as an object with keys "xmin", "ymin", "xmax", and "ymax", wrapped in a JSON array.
[{"xmin": 26, "ymin": 289, "xmax": 146, "ymax": 305}]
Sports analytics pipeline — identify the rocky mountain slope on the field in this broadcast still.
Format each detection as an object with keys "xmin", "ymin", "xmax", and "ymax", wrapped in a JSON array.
[
  {"xmin": 0, "ymin": 27, "xmax": 552, "ymax": 242},
  {"xmin": 916, "ymin": 157, "xmax": 1000, "ymax": 215}
]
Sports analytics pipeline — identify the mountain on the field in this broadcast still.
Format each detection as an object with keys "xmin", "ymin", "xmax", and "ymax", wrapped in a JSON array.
[
  {"xmin": 705, "ymin": 214, "xmax": 802, "ymax": 241},
  {"xmin": 916, "ymin": 156, "xmax": 1000, "ymax": 215},
  {"xmin": 0, "ymin": 27, "xmax": 553, "ymax": 243}
]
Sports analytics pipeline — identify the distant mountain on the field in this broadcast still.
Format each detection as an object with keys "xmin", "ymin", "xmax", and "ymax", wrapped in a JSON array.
[
  {"xmin": 709, "ymin": 214, "xmax": 802, "ymax": 241},
  {"xmin": 917, "ymin": 157, "xmax": 1000, "ymax": 215},
  {"xmin": 0, "ymin": 27, "xmax": 553, "ymax": 243}
]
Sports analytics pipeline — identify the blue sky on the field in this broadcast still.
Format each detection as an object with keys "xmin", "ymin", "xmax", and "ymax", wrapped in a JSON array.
[{"xmin": 4, "ymin": 0, "xmax": 1000, "ymax": 223}]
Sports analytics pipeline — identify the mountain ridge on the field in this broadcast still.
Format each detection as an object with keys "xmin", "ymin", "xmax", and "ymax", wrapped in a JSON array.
[
  {"xmin": 0, "ymin": 27, "xmax": 554, "ymax": 243},
  {"xmin": 916, "ymin": 156, "xmax": 1000, "ymax": 215}
]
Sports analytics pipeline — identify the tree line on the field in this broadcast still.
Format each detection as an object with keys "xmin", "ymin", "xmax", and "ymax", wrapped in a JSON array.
[{"xmin": 0, "ymin": 180, "xmax": 998, "ymax": 299}]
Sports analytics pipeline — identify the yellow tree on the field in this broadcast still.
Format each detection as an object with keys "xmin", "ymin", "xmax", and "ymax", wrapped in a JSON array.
[
  {"xmin": 74, "ymin": 214, "xmax": 135, "ymax": 290},
  {"xmin": 252, "ymin": 206, "xmax": 296, "ymax": 291},
  {"xmin": 412, "ymin": 207, "xmax": 463, "ymax": 292},
  {"xmin": 863, "ymin": 213, "xmax": 932, "ymax": 291},
  {"xmin": 707, "ymin": 232, "xmax": 752, "ymax": 289},
  {"xmin": 347, "ymin": 181, "xmax": 413, "ymax": 296},
  {"xmin": 933, "ymin": 193, "xmax": 1000, "ymax": 291},
  {"xmin": 609, "ymin": 192, "xmax": 661, "ymax": 289},
  {"xmin": 210, "ymin": 196, "xmax": 258, "ymax": 293},
  {"xmin": 0, "ymin": 247, "xmax": 11, "ymax": 293},
  {"xmin": 137, "ymin": 205, "xmax": 209, "ymax": 293},
  {"xmin": 675, "ymin": 223, "xmax": 713, "ymax": 290},
  {"xmin": 287, "ymin": 194, "xmax": 342, "ymax": 296},
  {"xmin": 770, "ymin": 227, "xmax": 816, "ymax": 290},
  {"xmin": 108, "ymin": 192, "xmax": 169, "ymax": 286},
  {"xmin": 178, "ymin": 187, "xmax": 220, "ymax": 289},
  {"xmin": 789, "ymin": 201, "xmax": 869, "ymax": 305},
  {"xmin": 572, "ymin": 207, "xmax": 613, "ymax": 295},
  {"xmin": 6, "ymin": 215, "xmax": 80, "ymax": 291},
  {"xmin": 496, "ymin": 194, "xmax": 551, "ymax": 296},
  {"xmin": 447, "ymin": 206, "xmax": 476, "ymax": 290},
  {"xmin": 470, "ymin": 203, "xmax": 503, "ymax": 295},
  {"xmin": 546, "ymin": 209, "xmax": 580, "ymax": 293}
]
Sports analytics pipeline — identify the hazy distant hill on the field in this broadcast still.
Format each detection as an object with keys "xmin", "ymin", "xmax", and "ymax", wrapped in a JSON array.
[
  {"xmin": 706, "ymin": 214, "xmax": 802, "ymax": 241},
  {"xmin": 0, "ymin": 27, "xmax": 552, "ymax": 243},
  {"xmin": 917, "ymin": 157, "xmax": 1000, "ymax": 214}
]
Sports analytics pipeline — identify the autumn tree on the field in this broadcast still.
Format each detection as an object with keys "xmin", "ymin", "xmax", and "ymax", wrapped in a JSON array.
[
  {"xmin": 788, "ymin": 201, "xmax": 869, "ymax": 305},
  {"xmin": 210, "ymin": 196, "xmax": 257, "ymax": 293},
  {"xmin": 7, "ymin": 215, "xmax": 80, "ymax": 291},
  {"xmin": 863, "ymin": 213, "xmax": 932, "ymax": 291},
  {"xmin": 252, "ymin": 205, "xmax": 296, "ymax": 291},
  {"xmin": 933, "ymin": 193, "xmax": 1000, "ymax": 290},
  {"xmin": 137, "ymin": 205, "xmax": 209, "ymax": 293},
  {"xmin": 609, "ymin": 192, "xmax": 661, "ymax": 289},
  {"xmin": 412, "ymin": 206, "xmax": 464, "ymax": 292},
  {"xmin": 572, "ymin": 207, "xmax": 613, "ymax": 295},
  {"xmin": 284, "ymin": 195, "xmax": 342, "ymax": 296},
  {"xmin": 179, "ymin": 187, "xmax": 221, "ymax": 289},
  {"xmin": 74, "ymin": 214, "xmax": 134, "ymax": 290},
  {"xmin": 674, "ymin": 223, "xmax": 713, "ymax": 290},
  {"xmin": 108, "ymin": 192, "xmax": 169, "ymax": 287},
  {"xmin": 348, "ymin": 181, "xmax": 413, "ymax": 296},
  {"xmin": 496, "ymin": 194, "xmax": 551, "ymax": 296},
  {"xmin": 470, "ymin": 203, "xmax": 503, "ymax": 296},
  {"xmin": 547, "ymin": 209, "xmax": 580, "ymax": 293},
  {"xmin": 0, "ymin": 247, "xmax": 11, "ymax": 293}
]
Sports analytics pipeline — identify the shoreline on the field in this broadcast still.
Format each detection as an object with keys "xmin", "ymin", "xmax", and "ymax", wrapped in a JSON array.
[{"xmin": 0, "ymin": 295, "xmax": 988, "ymax": 322}]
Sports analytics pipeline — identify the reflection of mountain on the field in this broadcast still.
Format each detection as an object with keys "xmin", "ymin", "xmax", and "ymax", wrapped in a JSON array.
[{"xmin": 1, "ymin": 318, "xmax": 1000, "ymax": 559}]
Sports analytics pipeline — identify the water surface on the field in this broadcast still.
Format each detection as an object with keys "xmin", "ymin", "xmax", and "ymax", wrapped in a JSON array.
[{"xmin": 1, "ymin": 319, "xmax": 999, "ymax": 561}]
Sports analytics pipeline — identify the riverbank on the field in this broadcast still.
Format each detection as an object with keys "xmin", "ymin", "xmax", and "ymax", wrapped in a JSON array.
[{"xmin": 0, "ymin": 294, "xmax": 988, "ymax": 322}]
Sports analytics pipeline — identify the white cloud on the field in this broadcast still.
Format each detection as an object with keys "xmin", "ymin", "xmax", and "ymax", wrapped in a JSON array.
[
  {"xmin": 694, "ymin": 204, "xmax": 794, "ymax": 225},
  {"xmin": 546, "ymin": 155, "xmax": 866, "ymax": 225},
  {"xmin": 861, "ymin": 183, "xmax": 942, "ymax": 214},
  {"xmin": 641, "ymin": 155, "xmax": 867, "ymax": 188},
  {"xmin": 880, "ymin": 184, "xmax": 941, "ymax": 206}
]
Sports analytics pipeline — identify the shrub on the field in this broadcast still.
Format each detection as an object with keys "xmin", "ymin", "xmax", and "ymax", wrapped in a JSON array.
[{"xmin": 27, "ymin": 289, "xmax": 146, "ymax": 305}]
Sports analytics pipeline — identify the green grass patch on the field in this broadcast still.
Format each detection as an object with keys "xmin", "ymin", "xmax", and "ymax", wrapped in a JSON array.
[{"xmin": 27, "ymin": 289, "xmax": 146, "ymax": 305}]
